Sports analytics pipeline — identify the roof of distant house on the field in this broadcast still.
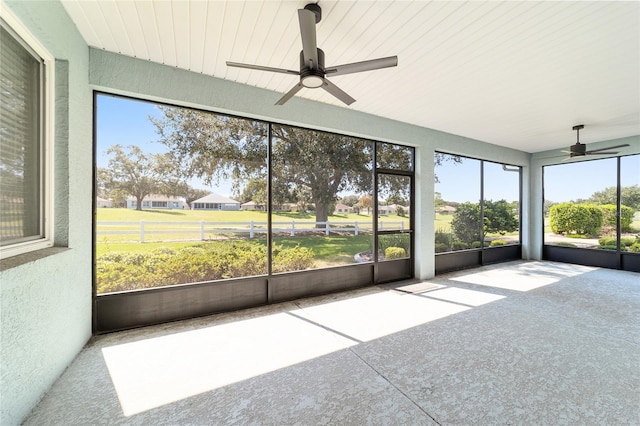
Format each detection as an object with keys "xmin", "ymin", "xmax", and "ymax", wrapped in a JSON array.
[{"xmin": 192, "ymin": 193, "xmax": 240, "ymax": 204}]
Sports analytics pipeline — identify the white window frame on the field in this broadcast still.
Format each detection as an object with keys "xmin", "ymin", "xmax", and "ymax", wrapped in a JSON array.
[{"xmin": 0, "ymin": 4, "xmax": 55, "ymax": 260}]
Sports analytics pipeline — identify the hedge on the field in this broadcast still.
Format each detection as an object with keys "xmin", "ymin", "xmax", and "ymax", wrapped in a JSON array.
[
  {"xmin": 549, "ymin": 203, "xmax": 603, "ymax": 235},
  {"xmin": 97, "ymin": 241, "xmax": 314, "ymax": 293}
]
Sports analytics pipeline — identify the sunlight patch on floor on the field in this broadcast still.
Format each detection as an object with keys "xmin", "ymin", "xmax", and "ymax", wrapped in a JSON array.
[
  {"xmin": 450, "ymin": 261, "xmax": 595, "ymax": 291},
  {"xmin": 423, "ymin": 287, "xmax": 506, "ymax": 306},
  {"xmin": 102, "ymin": 284, "xmax": 509, "ymax": 417},
  {"xmin": 294, "ymin": 291, "xmax": 471, "ymax": 342},
  {"xmin": 102, "ymin": 312, "xmax": 356, "ymax": 416}
]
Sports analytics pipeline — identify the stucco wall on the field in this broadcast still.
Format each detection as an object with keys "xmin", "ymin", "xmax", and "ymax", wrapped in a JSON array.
[
  {"xmin": 89, "ymin": 49, "xmax": 531, "ymax": 279},
  {"xmin": 0, "ymin": 1, "xmax": 92, "ymax": 425}
]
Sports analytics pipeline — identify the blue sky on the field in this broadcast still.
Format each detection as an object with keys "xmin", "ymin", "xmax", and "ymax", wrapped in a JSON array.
[{"xmin": 97, "ymin": 94, "xmax": 638, "ymax": 204}]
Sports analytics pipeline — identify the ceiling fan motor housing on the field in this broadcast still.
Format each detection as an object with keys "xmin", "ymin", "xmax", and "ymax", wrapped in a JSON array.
[
  {"xmin": 300, "ymin": 48, "xmax": 325, "ymax": 88},
  {"xmin": 570, "ymin": 143, "xmax": 586, "ymax": 157}
]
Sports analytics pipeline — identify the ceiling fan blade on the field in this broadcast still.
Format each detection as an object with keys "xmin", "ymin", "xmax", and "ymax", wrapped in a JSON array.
[
  {"xmin": 322, "ymin": 79, "xmax": 356, "ymax": 105},
  {"xmin": 275, "ymin": 82, "xmax": 304, "ymax": 106},
  {"xmin": 586, "ymin": 144, "xmax": 630, "ymax": 153},
  {"xmin": 325, "ymin": 56, "xmax": 398, "ymax": 77},
  {"xmin": 226, "ymin": 61, "xmax": 299, "ymax": 75},
  {"xmin": 585, "ymin": 151, "xmax": 619, "ymax": 155},
  {"xmin": 298, "ymin": 9, "xmax": 318, "ymax": 69}
]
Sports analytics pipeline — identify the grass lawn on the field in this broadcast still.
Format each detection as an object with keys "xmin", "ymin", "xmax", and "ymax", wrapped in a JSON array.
[
  {"xmin": 434, "ymin": 213, "xmax": 453, "ymax": 232},
  {"xmin": 95, "ymin": 209, "xmax": 378, "ymax": 266}
]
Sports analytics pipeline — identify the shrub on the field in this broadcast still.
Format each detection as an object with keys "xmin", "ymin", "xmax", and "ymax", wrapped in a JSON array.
[
  {"xmin": 490, "ymin": 239, "xmax": 508, "ymax": 247},
  {"xmin": 471, "ymin": 241, "xmax": 482, "ymax": 249},
  {"xmin": 379, "ymin": 234, "xmax": 410, "ymax": 253},
  {"xmin": 549, "ymin": 203, "xmax": 603, "ymax": 235},
  {"xmin": 629, "ymin": 242, "xmax": 640, "ymax": 253},
  {"xmin": 598, "ymin": 237, "xmax": 635, "ymax": 247},
  {"xmin": 452, "ymin": 241, "xmax": 468, "ymax": 251},
  {"xmin": 435, "ymin": 243, "xmax": 449, "ymax": 253},
  {"xmin": 385, "ymin": 247, "xmax": 406, "ymax": 259},
  {"xmin": 553, "ymin": 242, "xmax": 577, "ymax": 248},
  {"xmin": 434, "ymin": 228, "xmax": 453, "ymax": 248},
  {"xmin": 598, "ymin": 204, "xmax": 634, "ymax": 232},
  {"xmin": 621, "ymin": 237, "xmax": 635, "ymax": 247},
  {"xmin": 451, "ymin": 202, "xmax": 481, "ymax": 244},
  {"xmin": 598, "ymin": 237, "xmax": 616, "ymax": 246},
  {"xmin": 272, "ymin": 245, "xmax": 315, "ymax": 272},
  {"xmin": 97, "ymin": 241, "xmax": 315, "ymax": 293}
]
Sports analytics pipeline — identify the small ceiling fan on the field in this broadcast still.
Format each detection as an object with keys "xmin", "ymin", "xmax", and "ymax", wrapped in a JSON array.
[
  {"xmin": 226, "ymin": 3, "xmax": 398, "ymax": 106},
  {"xmin": 561, "ymin": 124, "xmax": 629, "ymax": 160}
]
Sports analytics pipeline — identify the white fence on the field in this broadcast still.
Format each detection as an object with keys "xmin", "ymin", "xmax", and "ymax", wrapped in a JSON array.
[{"xmin": 96, "ymin": 220, "xmax": 405, "ymax": 243}]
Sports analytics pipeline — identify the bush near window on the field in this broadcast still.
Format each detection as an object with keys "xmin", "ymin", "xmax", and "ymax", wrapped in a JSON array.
[
  {"xmin": 378, "ymin": 234, "xmax": 410, "ymax": 253},
  {"xmin": 598, "ymin": 204, "xmax": 634, "ymax": 232},
  {"xmin": 550, "ymin": 203, "xmax": 635, "ymax": 236},
  {"xmin": 549, "ymin": 203, "xmax": 603, "ymax": 236},
  {"xmin": 96, "ymin": 241, "xmax": 314, "ymax": 293},
  {"xmin": 451, "ymin": 202, "xmax": 481, "ymax": 244},
  {"xmin": 385, "ymin": 247, "xmax": 406, "ymax": 259},
  {"xmin": 451, "ymin": 200, "xmax": 518, "ymax": 244}
]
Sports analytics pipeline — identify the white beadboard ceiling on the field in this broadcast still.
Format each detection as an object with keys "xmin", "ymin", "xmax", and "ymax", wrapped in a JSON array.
[{"xmin": 61, "ymin": 0, "xmax": 639, "ymax": 153}]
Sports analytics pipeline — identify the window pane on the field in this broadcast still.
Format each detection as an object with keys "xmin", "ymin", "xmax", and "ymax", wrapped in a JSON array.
[
  {"xmin": 483, "ymin": 161, "xmax": 520, "ymax": 246},
  {"xmin": 378, "ymin": 233, "xmax": 410, "ymax": 260},
  {"xmin": 377, "ymin": 174, "xmax": 410, "ymax": 231},
  {"xmin": 544, "ymin": 158, "xmax": 617, "ymax": 249},
  {"xmin": 271, "ymin": 124, "xmax": 373, "ymax": 271},
  {"xmin": 434, "ymin": 153, "xmax": 481, "ymax": 252},
  {"xmin": 0, "ymin": 24, "xmax": 42, "ymax": 246},
  {"xmin": 95, "ymin": 95, "xmax": 268, "ymax": 294},
  {"xmin": 621, "ymin": 155, "xmax": 640, "ymax": 252},
  {"xmin": 376, "ymin": 142, "xmax": 413, "ymax": 171}
]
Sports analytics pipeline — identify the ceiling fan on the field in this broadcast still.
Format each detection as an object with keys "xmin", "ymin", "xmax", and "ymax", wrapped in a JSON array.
[
  {"xmin": 561, "ymin": 124, "xmax": 629, "ymax": 160},
  {"xmin": 226, "ymin": 3, "xmax": 398, "ymax": 106}
]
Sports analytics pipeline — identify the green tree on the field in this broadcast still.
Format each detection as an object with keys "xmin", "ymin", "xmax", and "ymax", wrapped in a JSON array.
[
  {"xmin": 484, "ymin": 199, "xmax": 519, "ymax": 235},
  {"xmin": 340, "ymin": 194, "xmax": 360, "ymax": 207},
  {"xmin": 237, "ymin": 178, "xmax": 267, "ymax": 206},
  {"xmin": 451, "ymin": 202, "xmax": 481, "ymax": 244},
  {"xmin": 359, "ymin": 195, "xmax": 373, "ymax": 214},
  {"xmin": 589, "ymin": 185, "xmax": 640, "ymax": 210},
  {"xmin": 151, "ymin": 108, "xmax": 372, "ymax": 225},
  {"xmin": 100, "ymin": 145, "xmax": 180, "ymax": 211}
]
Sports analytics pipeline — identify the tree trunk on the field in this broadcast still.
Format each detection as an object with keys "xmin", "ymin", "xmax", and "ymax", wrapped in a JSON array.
[
  {"xmin": 315, "ymin": 202, "xmax": 329, "ymax": 228},
  {"xmin": 136, "ymin": 195, "xmax": 143, "ymax": 211}
]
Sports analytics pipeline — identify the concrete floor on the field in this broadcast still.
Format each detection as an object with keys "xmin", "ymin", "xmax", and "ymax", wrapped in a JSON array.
[{"xmin": 25, "ymin": 261, "xmax": 639, "ymax": 425}]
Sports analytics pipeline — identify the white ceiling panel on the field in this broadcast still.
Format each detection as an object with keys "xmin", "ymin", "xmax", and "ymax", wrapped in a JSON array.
[{"xmin": 61, "ymin": 0, "xmax": 640, "ymax": 153}]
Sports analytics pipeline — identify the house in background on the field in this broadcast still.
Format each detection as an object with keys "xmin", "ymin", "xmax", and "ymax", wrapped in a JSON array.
[
  {"xmin": 191, "ymin": 193, "xmax": 241, "ymax": 211},
  {"xmin": 95, "ymin": 197, "xmax": 112, "ymax": 208},
  {"xmin": 334, "ymin": 203, "xmax": 354, "ymax": 214},
  {"xmin": 126, "ymin": 195, "xmax": 187, "ymax": 210},
  {"xmin": 240, "ymin": 201, "xmax": 265, "ymax": 211}
]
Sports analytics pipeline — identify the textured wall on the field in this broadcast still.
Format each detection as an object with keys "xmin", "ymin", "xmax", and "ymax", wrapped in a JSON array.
[{"xmin": 0, "ymin": 2, "xmax": 92, "ymax": 425}]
